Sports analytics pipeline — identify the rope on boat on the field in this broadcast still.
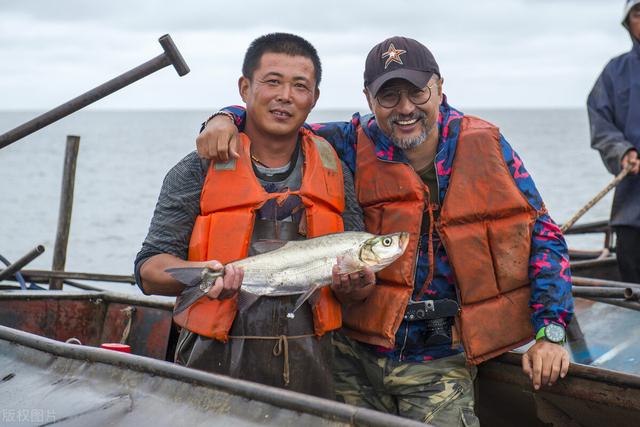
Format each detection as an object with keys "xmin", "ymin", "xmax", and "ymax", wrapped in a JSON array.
[
  {"xmin": 561, "ymin": 163, "xmax": 634, "ymax": 233},
  {"xmin": 120, "ymin": 306, "xmax": 135, "ymax": 344}
]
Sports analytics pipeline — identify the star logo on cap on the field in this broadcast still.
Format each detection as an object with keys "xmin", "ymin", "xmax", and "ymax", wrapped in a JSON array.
[{"xmin": 381, "ymin": 43, "xmax": 406, "ymax": 69}]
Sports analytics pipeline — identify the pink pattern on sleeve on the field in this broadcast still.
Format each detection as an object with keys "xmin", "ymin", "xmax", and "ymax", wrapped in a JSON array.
[
  {"xmin": 536, "ymin": 220, "xmax": 563, "ymax": 242},
  {"xmin": 532, "ymin": 253, "xmax": 551, "ymax": 276},
  {"xmin": 512, "ymin": 150, "xmax": 530, "ymax": 179},
  {"xmin": 559, "ymin": 257, "xmax": 571, "ymax": 283}
]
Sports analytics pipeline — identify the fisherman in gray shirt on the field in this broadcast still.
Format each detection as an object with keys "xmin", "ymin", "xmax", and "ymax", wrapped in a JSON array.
[{"xmin": 135, "ymin": 33, "xmax": 371, "ymax": 398}]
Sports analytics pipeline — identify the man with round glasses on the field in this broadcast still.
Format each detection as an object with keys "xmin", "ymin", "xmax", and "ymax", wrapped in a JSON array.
[{"xmin": 196, "ymin": 36, "xmax": 573, "ymax": 425}]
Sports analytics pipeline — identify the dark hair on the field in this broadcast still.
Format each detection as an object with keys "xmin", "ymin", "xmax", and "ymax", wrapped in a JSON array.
[{"xmin": 242, "ymin": 33, "xmax": 322, "ymax": 87}]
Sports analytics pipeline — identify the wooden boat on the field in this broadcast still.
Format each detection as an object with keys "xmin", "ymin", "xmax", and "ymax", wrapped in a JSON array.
[{"xmin": 1, "ymin": 221, "xmax": 639, "ymax": 426}]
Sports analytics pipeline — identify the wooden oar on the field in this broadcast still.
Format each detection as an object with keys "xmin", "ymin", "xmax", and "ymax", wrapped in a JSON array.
[{"xmin": 561, "ymin": 163, "xmax": 634, "ymax": 233}]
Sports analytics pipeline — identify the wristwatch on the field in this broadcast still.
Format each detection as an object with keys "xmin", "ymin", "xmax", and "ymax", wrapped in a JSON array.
[{"xmin": 535, "ymin": 322, "xmax": 566, "ymax": 344}]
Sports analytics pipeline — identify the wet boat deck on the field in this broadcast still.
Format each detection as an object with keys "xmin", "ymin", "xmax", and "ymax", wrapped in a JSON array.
[{"xmin": 571, "ymin": 298, "xmax": 640, "ymax": 375}]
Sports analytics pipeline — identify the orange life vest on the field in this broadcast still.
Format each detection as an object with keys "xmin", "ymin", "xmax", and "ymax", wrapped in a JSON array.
[
  {"xmin": 349, "ymin": 116, "xmax": 540, "ymax": 364},
  {"xmin": 343, "ymin": 126, "xmax": 424, "ymax": 348},
  {"xmin": 173, "ymin": 129, "xmax": 345, "ymax": 341}
]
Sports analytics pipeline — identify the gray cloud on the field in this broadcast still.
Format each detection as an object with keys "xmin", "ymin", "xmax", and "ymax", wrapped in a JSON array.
[{"xmin": 0, "ymin": 0, "xmax": 633, "ymax": 109}]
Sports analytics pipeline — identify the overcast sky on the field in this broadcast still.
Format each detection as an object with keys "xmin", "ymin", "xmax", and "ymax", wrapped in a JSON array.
[{"xmin": 0, "ymin": 0, "xmax": 635, "ymax": 110}]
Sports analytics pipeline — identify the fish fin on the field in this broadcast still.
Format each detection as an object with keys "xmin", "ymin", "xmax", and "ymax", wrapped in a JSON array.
[
  {"xmin": 165, "ymin": 267, "xmax": 206, "ymax": 287},
  {"xmin": 287, "ymin": 283, "xmax": 322, "ymax": 319},
  {"xmin": 251, "ymin": 239, "xmax": 290, "ymax": 254},
  {"xmin": 166, "ymin": 266, "xmax": 224, "ymax": 290},
  {"xmin": 237, "ymin": 290, "xmax": 260, "ymax": 313},
  {"xmin": 336, "ymin": 255, "xmax": 362, "ymax": 275},
  {"xmin": 173, "ymin": 286, "xmax": 207, "ymax": 315}
]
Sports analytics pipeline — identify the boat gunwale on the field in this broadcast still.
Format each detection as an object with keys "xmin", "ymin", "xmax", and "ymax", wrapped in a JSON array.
[
  {"xmin": 0, "ymin": 325, "xmax": 425, "ymax": 427},
  {"xmin": 0, "ymin": 289, "xmax": 174, "ymax": 310},
  {"xmin": 3, "ymin": 290, "xmax": 640, "ymax": 389},
  {"xmin": 490, "ymin": 351, "xmax": 640, "ymax": 389}
]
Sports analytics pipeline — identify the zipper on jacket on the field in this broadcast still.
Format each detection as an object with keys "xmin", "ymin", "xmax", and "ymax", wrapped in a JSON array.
[
  {"xmin": 433, "ymin": 146, "xmax": 444, "ymax": 207},
  {"xmin": 398, "ymin": 321, "xmax": 410, "ymax": 361},
  {"xmin": 401, "ymin": 166, "xmax": 427, "ymax": 362}
]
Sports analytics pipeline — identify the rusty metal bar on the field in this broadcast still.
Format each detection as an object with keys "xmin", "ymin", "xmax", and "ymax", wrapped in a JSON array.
[
  {"xmin": 588, "ymin": 298, "xmax": 640, "ymax": 312},
  {"xmin": 0, "ymin": 246, "xmax": 45, "ymax": 281},
  {"xmin": 572, "ymin": 286, "xmax": 628, "ymax": 299},
  {"xmin": 624, "ymin": 288, "xmax": 640, "ymax": 301},
  {"xmin": 572, "ymin": 276, "xmax": 640, "ymax": 289},
  {"xmin": 0, "ymin": 269, "xmax": 134, "ymax": 284},
  {"xmin": 50, "ymin": 135, "xmax": 80, "ymax": 290},
  {"xmin": 0, "ymin": 34, "xmax": 189, "ymax": 149},
  {"xmin": 562, "ymin": 220, "xmax": 610, "ymax": 235},
  {"xmin": 61, "ymin": 280, "xmax": 104, "ymax": 292}
]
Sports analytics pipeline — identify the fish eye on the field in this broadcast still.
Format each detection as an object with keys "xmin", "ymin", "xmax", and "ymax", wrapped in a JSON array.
[{"xmin": 382, "ymin": 237, "xmax": 392, "ymax": 247}]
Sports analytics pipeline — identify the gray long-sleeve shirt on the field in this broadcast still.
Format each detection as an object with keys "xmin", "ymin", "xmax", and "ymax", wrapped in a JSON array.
[{"xmin": 134, "ymin": 151, "xmax": 364, "ymax": 293}]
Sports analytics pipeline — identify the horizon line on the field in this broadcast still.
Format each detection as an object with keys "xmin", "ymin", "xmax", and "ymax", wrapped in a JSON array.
[{"xmin": 0, "ymin": 106, "xmax": 588, "ymax": 113}]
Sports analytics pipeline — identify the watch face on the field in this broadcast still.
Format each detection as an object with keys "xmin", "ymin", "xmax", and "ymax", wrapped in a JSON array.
[{"xmin": 545, "ymin": 323, "xmax": 565, "ymax": 343}]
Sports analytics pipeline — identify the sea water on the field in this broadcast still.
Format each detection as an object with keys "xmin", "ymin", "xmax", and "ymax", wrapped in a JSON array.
[{"xmin": 0, "ymin": 108, "xmax": 614, "ymax": 293}]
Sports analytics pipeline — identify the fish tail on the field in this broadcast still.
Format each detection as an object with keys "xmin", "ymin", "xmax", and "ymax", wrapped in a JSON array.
[{"xmin": 165, "ymin": 267, "xmax": 221, "ymax": 287}]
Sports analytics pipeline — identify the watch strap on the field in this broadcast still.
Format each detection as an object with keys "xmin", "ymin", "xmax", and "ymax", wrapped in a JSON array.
[{"xmin": 535, "ymin": 326, "xmax": 546, "ymax": 341}]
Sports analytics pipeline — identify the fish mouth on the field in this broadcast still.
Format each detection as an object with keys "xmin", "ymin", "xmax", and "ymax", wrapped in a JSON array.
[{"xmin": 398, "ymin": 232, "xmax": 410, "ymax": 253}]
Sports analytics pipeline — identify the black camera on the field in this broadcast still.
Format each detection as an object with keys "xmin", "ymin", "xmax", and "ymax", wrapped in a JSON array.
[{"xmin": 403, "ymin": 299, "xmax": 460, "ymax": 346}]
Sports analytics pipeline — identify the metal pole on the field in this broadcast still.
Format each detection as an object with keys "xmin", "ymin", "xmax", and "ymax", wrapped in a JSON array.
[
  {"xmin": 572, "ymin": 276, "xmax": 640, "ymax": 290},
  {"xmin": 0, "ymin": 246, "xmax": 45, "ymax": 281},
  {"xmin": 62, "ymin": 280, "xmax": 106, "ymax": 292},
  {"xmin": 49, "ymin": 136, "xmax": 80, "ymax": 290},
  {"xmin": 624, "ymin": 288, "xmax": 640, "ymax": 301},
  {"xmin": 572, "ymin": 286, "xmax": 628, "ymax": 299},
  {"xmin": 0, "ymin": 34, "xmax": 189, "ymax": 149},
  {"xmin": 16, "ymin": 270, "xmax": 135, "ymax": 284},
  {"xmin": 589, "ymin": 298, "xmax": 640, "ymax": 312}
]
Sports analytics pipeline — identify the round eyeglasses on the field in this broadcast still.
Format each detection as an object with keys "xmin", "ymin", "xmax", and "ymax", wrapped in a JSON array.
[{"xmin": 375, "ymin": 84, "xmax": 433, "ymax": 109}]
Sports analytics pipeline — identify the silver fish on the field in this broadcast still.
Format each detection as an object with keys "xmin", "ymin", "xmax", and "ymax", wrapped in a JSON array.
[{"xmin": 168, "ymin": 231, "xmax": 409, "ymax": 317}]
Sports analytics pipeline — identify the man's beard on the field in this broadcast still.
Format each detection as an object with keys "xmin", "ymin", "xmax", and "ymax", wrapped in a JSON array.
[{"xmin": 386, "ymin": 111, "xmax": 432, "ymax": 150}]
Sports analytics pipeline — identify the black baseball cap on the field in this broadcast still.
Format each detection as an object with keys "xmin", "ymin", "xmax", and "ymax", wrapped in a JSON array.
[{"xmin": 364, "ymin": 36, "xmax": 440, "ymax": 97}]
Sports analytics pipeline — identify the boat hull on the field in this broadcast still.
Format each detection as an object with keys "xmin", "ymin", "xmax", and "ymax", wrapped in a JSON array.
[
  {"xmin": 0, "ymin": 290, "xmax": 175, "ymax": 360},
  {"xmin": 0, "ymin": 325, "xmax": 425, "ymax": 427}
]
